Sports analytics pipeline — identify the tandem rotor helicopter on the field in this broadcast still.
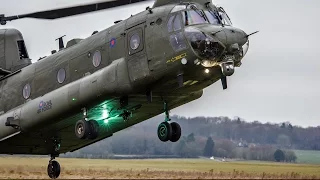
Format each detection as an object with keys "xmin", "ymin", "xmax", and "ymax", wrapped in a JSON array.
[{"xmin": 0, "ymin": 0, "xmax": 257, "ymax": 178}]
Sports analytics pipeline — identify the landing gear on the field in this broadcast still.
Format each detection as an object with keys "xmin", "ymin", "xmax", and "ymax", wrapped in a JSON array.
[
  {"xmin": 75, "ymin": 119, "xmax": 99, "ymax": 140},
  {"xmin": 75, "ymin": 119, "xmax": 89, "ymax": 139},
  {"xmin": 47, "ymin": 156, "xmax": 60, "ymax": 179},
  {"xmin": 170, "ymin": 122, "xmax": 181, "ymax": 142},
  {"xmin": 157, "ymin": 122, "xmax": 172, "ymax": 142},
  {"xmin": 87, "ymin": 120, "xmax": 99, "ymax": 140},
  {"xmin": 75, "ymin": 108, "xmax": 99, "ymax": 140},
  {"xmin": 157, "ymin": 102, "xmax": 181, "ymax": 142}
]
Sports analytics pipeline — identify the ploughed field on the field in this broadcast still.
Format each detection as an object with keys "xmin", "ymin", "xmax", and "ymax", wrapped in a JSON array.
[{"xmin": 0, "ymin": 157, "xmax": 319, "ymax": 179}]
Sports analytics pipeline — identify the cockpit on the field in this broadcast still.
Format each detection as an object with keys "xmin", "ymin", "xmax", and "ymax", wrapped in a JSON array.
[{"xmin": 167, "ymin": 3, "xmax": 248, "ymax": 67}]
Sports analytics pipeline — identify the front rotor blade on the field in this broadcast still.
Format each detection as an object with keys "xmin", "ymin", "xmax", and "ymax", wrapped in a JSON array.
[{"xmin": 2, "ymin": 0, "xmax": 150, "ymax": 24}]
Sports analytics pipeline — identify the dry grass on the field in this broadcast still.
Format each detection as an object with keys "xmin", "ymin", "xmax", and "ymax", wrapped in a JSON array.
[{"xmin": 0, "ymin": 157, "xmax": 319, "ymax": 179}]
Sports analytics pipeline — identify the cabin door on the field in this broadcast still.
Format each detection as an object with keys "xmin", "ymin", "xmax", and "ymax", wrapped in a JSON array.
[{"xmin": 126, "ymin": 22, "xmax": 150, "ymax": 83}]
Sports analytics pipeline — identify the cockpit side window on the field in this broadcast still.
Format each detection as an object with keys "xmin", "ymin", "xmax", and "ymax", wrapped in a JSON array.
[
  {"xmin": 167, "ymin": 15, "xmax": 175, "ymax": 32},
  {"xmin": 167, "ymin": 13, "xmax": 187, "ymax": 52},
  {"xmin": 219, "ymin": 12, "xmax": 232, "ymax": 26},
  {"xmin": 173, "ymin": 13, "xmax": 182, "ymax": 31},
  {"xmin": 168, "ymin": 13, "xmax": 182, "ymax": 32},
  {"xmin": 218, "ymin": 7, "xmax": 232, "ymax": 26}
]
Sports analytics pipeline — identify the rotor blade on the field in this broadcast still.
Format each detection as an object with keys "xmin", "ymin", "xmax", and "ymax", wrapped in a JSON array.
[
  {"xmin": 1, "ymin": 0, "xmax": 150, "ymax": 24},
  {"xmin": 221, "ymin": 76, "xmax": 227, "ymax": 90}
]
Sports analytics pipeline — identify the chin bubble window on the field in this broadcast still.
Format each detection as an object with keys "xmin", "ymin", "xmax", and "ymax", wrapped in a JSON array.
[
  {"xmin": 22, "ymin": 84, "xmax": 31, "ymax": 99},
  {"xmin": 169, "ymin": 32, "xmax": 187, "ymax": 52},
  {"xmin": 57, "ymin": 68, "xmax": 66, "ymax": 84}
]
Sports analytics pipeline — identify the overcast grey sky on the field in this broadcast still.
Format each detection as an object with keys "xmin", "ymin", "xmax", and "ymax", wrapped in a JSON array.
[{"xmin": 1, "ymin": 0, "xmax": 319, "ymax": 127}]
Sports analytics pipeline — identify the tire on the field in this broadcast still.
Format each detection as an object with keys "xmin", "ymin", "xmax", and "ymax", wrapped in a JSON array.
[
  {"xmin": 170, "ymin": 122, "xmax": 181, "ymax": 142},
  {"xmin": 87, "ymin": 120, "xmax": 99, "ymax": 140},
  {"xmin": 75, "ymin": 119, "xmax": 90, "ymax": 139},
  {"xmin": 47, "ymin": 160, "xmax": 61, "ymax": 179},
  {"xmin": 157, "ymin": 122, "xmax": 172, "ymax": 142}
]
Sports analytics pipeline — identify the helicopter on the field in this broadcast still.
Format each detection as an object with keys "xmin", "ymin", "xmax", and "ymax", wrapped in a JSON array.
[{"xmin": 0, "ymin": 0, "xmax": 254, "ymax": 178}]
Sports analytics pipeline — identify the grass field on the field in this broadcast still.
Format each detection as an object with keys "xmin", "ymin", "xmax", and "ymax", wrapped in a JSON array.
[
  {"xmin": 0, "ymin": 157, "xmax": 319, "ymax": 179},
  {"xmin": 294, "ymin": 150, "xmax": 320, "ymax": 164}
]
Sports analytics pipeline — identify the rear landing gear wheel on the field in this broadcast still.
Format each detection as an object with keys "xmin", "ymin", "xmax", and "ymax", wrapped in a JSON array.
[
  {"xmin": 47, "ymin": 160, "xmax": 60, "ymax": 179},
  {"xmin": 157, "ymin": 122, "xmax": 172, "ymax": 142},
  {"xmin": 75, "ymin": 119, "xmax": 90, "ymax": 139},
  {"xmin": 87, "ymin": 120, "xmax": 99, "ymax": 140},
  {"xmin": 170, "ymin": 122, "xmax": 181, "ymax": 142}
]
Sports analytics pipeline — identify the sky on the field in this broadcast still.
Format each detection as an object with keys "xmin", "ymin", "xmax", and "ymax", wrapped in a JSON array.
[{"xmin": 1, "ymin": 0, "xmax": 319, "ymax": 127}]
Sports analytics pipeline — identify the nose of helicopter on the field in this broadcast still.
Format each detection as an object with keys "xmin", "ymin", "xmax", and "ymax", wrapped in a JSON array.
[
  {"xmin": 184, "ymin": 25, "xmax": 250, "ymax": 65},
  {"xmin": 222, "ymin": 26, "xmax": 248, "ymax": 47}
]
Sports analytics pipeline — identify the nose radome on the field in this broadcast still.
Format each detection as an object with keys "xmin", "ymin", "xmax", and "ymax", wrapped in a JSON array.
[
  {"xmin": 193, "ymin": 24, "xmax": 228, "ymax": 45},
  {"xmin": 223, "ymin": 26, "xmax": 248, "ymax": 47}
]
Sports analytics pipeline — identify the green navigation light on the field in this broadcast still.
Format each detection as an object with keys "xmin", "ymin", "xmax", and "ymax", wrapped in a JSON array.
[{"xmin": 102, "ymin": 110, "xmax": 109, "ymax": 119}]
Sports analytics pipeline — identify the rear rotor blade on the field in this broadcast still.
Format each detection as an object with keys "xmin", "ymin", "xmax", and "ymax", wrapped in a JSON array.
[{"xmin": 1, "ymin": 0, "xmax": 150, "ymax": 25}]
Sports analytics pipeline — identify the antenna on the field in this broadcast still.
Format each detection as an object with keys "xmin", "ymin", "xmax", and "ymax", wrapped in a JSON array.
[{"xmin": 55, "ymin": 35, "xmax": 66, "ymax": 51}]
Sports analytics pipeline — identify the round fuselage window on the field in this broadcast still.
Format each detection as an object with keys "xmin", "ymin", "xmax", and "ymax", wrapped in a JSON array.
[
  {"xmin": 92, "ymin": 50, "xmax": 102, "ymax": 67},
  {"xmin": 23, "ymin": 84, "xmax": 31, "ymax": 99},
  {"xmin": 57, "ymin": 68, "xmax": 66, "ymax": 84},
  {"xmin": 130, "ymin": 34, "xmax": 140, "ymax": 50}
]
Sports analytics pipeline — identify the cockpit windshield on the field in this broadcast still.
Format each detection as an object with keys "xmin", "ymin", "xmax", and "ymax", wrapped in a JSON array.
[
  {"xmin": 204, "ymin": 11, "xmax": 220, "ymax": 25},
  {"xmin": 169, "ymin": 4, "xmax": 232, "ymax": 27},
  {"xmin": 182, "ymin": 10, "xmax": 208, "ymax": 26}
]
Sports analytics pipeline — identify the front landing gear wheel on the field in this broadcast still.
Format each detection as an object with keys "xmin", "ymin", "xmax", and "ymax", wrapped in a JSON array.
[
  {"xmin": 170, "ymin": 122, "xmax": 181, "ymax": 142},
  {"xmin": 47, "ymin": 160, "xmax": 60, "ymax": 179},
  {"xmin": 75, "ymin": 119, "xmax": 90, "ymax": 139},
  {"xmin": 157, "ymin": 122, "xmax": 172, "ymax": 142}
]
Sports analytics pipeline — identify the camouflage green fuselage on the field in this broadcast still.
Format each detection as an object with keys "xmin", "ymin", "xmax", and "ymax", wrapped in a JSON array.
[{"xmin": 0, "ymin": 1, "xmax": 247, "ymax": 155}]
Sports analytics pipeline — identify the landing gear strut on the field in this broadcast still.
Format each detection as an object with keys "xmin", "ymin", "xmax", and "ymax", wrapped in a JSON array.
[
  {"xmin": 157, "ymin": 102, "xmax": 181, "ymax": 142},
  {"xmin": 47, "ymin": 138, "xmax": 61, "ymax": 179}
]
